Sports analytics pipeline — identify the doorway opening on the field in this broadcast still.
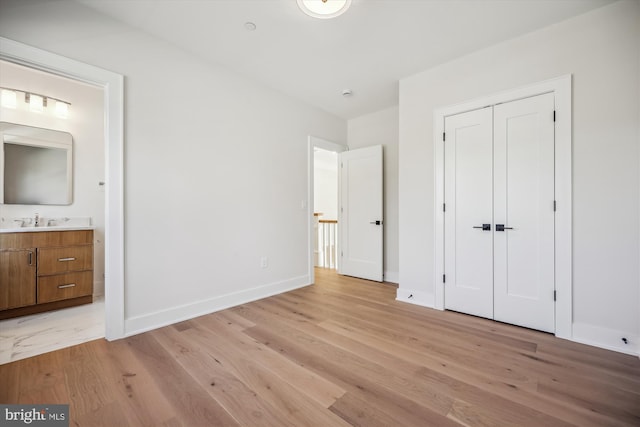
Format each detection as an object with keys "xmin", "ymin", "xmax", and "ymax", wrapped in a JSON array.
[
  {"xmin": 1, "ymin": 37, "xmax": 125, "ymax": 344},
  {"xmin": 307, "ymin": 136, "xmax": 347, "ymax": 285},
  {"xmin": 314, "ymin": 147, "xmax": 339, "ymax": 270},
  {"xmin": 0, "ymin": 59, "xmax": 106, "ymax": 363}
]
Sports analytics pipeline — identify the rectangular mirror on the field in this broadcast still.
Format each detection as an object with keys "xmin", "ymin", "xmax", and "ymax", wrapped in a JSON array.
[{"xmin": 0, "ymin": 122, "xmax": 73, "ymax": 205}]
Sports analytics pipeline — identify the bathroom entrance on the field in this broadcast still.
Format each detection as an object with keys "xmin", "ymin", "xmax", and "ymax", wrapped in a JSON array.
[{"xmin": 0, "ymin": 59, "xmax": 107, "ymax": 363}]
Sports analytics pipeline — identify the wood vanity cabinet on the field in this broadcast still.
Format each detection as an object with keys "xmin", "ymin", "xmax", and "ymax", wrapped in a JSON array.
[
  {"xmin": 0, "ymin": 230, "xmax": 93, "ymax": 320},
  {"xmin": 0, "ymin": 249, "xmax": 36, "ymax": 310}
]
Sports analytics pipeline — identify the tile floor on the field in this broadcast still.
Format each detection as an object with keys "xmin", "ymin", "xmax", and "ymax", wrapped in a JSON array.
[{"xmin": 0, "ymin": 297, "xmax": 104, "ymax": 364}]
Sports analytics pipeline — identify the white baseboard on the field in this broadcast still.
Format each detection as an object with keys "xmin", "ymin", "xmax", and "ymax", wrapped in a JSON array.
[
  {"xmin": 124, "ymin": 275, "xmax": 310, "ymax": 337},
  {"xmin": 571, "ymin": 322, "xmax": 639, "ymax": 356},
  {"xmin": 384, "ymin": 271, "xmax": 399, "ymax": 284},
  {"xmin": 395, "ymin": 287, "xmax": 435, "ymax": 308}
]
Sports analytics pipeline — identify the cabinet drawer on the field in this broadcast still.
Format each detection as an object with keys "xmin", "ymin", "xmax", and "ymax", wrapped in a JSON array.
[
  {"xmin": 37, "ymin": 271, "xmax": 93, "ymax": 303},
  {"xmin": 38, "ymin": 245, "xmax": 93, "ymax": 276}
]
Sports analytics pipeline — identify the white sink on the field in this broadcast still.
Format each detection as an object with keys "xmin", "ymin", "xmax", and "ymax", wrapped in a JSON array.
[{"xmin": 0, "ymin": 217, "xmax": 93, "ymax": 233}]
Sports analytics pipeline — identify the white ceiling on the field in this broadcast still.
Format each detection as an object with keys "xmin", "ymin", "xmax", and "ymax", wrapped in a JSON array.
[{"xmin": 77, "ymin": 0, "xmax": 614, "ymax": 120}]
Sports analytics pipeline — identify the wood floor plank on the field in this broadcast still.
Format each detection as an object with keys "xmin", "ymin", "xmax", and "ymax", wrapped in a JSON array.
[
  {"xmin": 276, "ymin": 291, "xmax": 542, "ymax": 382},
  {"xmin": 125, "ymin": 332, "xmax": 241, "ymax": 427},
  {"xmin": 2, "ymin": 268, "xmax": 639, "ymax": 427},
  {"xmin": 195, "ymin": 312, "xmax": 346, "ymax": 408},
  {"xmin": 240, "ymin": 301, "xmax": 580, "ymax": 427},
  {"xmin": 95, "ymin": 338, "xmax": 180, "ymax": 426},
  {"xmin": 244, "ymin": 322, "xmax": 459, "ymax": 426},
  {"xmin": 237, "ymin": 305, "xmax": 459, "ymax": 414},
  {"xmin": 62, "ymin": 341, "xmax": 118, "ymax": 418},
  {"xmin": 330, "ymin": 390, "xmax": 461, "ymax": 427},
  {"xmin": 181, "ymin": 322, "xmax": 352, "ymax": 427},
  {"xmin": 152, "ymin": 325, "xmax": 301, "ymax": 427},
  {"xmin": 317, "ymin": 318, "xmax": 617, "ymax": 427}
]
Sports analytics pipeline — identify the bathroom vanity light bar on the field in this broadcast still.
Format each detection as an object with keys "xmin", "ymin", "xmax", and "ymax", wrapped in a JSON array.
[{"xmin": 0, "ymin": 86, "xmax": 71, "ymax": 118}]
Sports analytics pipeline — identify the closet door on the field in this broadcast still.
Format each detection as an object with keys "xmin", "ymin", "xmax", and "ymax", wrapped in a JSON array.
[
  {"xmin": 493, "ymin": 93, "xmax": 555, "ymax": 333},
  {"xmin": 444, "ymin": 107, "xmax": 493, "ymax": 319}
]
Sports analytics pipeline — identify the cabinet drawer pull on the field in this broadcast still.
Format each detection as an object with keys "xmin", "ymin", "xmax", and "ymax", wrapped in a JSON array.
[
  {"xmin": 58, "ymin": 283, "xmax": 76, "ymax": 289},
  {"xmin": 58, "ymin": 257, "xmax": 76, "ymax": 262}
]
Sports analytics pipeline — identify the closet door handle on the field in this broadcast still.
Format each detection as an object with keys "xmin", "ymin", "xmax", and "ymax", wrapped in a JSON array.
[
  {"xmin": 28, "ymin": 251, "xmax": 33, "ymax": 265},
  {"xmin": 496, "ymin": 224, "xmax": 513, "ymax": 231},
  {"xmin": 472, "ymin": 224, "xmax": 491, "ymax": 231}
]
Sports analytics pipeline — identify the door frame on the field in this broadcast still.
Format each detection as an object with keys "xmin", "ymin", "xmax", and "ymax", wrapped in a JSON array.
[
  {"xmin": 307, "ymin": 136, "xmax": 347, "ymax": 285},
  {"xmin": 434, "ymin": 75, "xmax": 572, "ymax": 339},
  {"xmin": 0, "ymin": 37, "xmax": 126, "ymax": 340}
]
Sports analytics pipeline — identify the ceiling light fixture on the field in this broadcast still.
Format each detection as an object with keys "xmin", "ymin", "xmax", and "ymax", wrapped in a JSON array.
[{"xmin": 297, "ymin": 0, "xmax": 352, "ymax": 19}]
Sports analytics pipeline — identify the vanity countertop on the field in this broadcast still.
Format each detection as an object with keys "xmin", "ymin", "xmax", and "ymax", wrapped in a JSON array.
[{"xmin": 0, "ymin": 225, "xmax": 95, "ymax": 234}]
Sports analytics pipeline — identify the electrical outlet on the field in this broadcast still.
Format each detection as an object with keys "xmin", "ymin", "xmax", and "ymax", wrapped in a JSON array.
[{"xmin": 260, "ymin": 257, "xmax": 268, "ymax": 269}]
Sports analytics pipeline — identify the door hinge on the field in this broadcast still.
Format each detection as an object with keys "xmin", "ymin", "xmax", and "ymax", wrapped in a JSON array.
[
  {"xmin": 443, "ymin": 203, "xmax": 446, "ymax": 212},
  {"xmin": 341, "ymin": 251, "xmax": 343, "ymax": 257},
  {"xmin": 341, "ymin": 162, "xmax": 343, "ymax": 168},
  {"xmin": 443, "ymin": 132, "xmax": 446, "ymax": 141},
  {"xmin": 443, "ymin": 274, "xmax": 446, "ymax": 283},
  {"xmin": 553, "ymin": 200, "xmax": 557, "ymax": 211},
  {"xmin": 553, "ymin": 290, "xmax": 557, "ymax": 301},
  {"xmin": 553, "ymin": 110, "xmax": 556, "ymax": 122}
]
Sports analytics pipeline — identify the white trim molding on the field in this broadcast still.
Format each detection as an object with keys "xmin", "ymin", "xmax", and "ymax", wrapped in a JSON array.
[
  {"xmin": 0, "ymin": 37, "xmax": 126, "ymax": 340},
  {"xmin": 572, "ymin": 322, "xmax": 639, "ymax": 357},
  {"xmin": 384, "ymin": 270, "xmax": 399, "ymax": 284},
  {"xmin": 396, "ymin": 287, "xmax": 434, "ymax": 308},
  {"xmin": 431, "ymin": 75, "xmax": 572, "ymax": 340}
]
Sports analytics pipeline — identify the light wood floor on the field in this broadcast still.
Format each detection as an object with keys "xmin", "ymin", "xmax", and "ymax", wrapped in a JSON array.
[{"xmin": 1, "ymin": 268, "xmax": 639, "ymax": 426}]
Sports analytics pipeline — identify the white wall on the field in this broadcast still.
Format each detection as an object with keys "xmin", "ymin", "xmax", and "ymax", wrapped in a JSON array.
[
  {"xmin": 0, "ymin": 0, "xmax": 346, "ymax": 335},
  {"xmin": 348, "ymin": 106, "xmax": 399, "ymax": 283},
  {"xmin": 399, "ymin": 0, "xmax": 640, "ymax": 354},
  {"xmin": 0, "ymin": 60, "xmax": 105, "ymax": 296},
  {"xmin": 313, "ymin": 149, "xmax": 338, "ymax": 220}
]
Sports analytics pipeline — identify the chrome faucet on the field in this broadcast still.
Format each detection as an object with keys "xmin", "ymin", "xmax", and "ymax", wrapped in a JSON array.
[{"xmin": 34, "ymin": 213, "xmax": 40, "ymax": 227}]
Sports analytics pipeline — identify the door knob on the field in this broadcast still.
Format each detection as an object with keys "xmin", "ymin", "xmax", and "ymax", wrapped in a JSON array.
[
  {"xmin": 370, "ymin": 220, "xmax": 382, "ymax": 225},
  {"xmin": 472, "ymin": 224, "xmax": 491, "ymax": 231},
  {"xmin": 495, "ymin": 224, "xmax": 513, "ymax": 231}
]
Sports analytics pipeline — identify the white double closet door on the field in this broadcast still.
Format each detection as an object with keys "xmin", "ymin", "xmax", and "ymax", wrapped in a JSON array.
[{"xmin": 444, "ymin": 93, "xmax": 555, "ymax": 333}]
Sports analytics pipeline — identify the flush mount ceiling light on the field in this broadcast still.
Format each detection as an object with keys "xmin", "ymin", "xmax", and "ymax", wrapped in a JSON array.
[{"xmin": 297, "ymin": 0, "xmax": 352, "ymax": 19}]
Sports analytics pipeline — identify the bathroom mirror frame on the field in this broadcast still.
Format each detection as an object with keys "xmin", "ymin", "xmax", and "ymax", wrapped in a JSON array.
[{"xmin": 0, "ymin": 121, "xmax": 73, "ymax": 205}]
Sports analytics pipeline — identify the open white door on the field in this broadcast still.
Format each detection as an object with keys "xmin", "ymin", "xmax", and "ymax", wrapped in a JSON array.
[{"xmin": 339, "ymin": 145, "xmax": 383, "ymax": 282}]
